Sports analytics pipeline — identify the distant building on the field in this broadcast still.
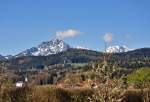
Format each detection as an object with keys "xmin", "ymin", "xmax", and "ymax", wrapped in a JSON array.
[
  {"xmin": 16, "ymin": 81, "xmax": 23, "ymax": 87},
  {"xmin": 25, "ymin": 77, "xmax": 28, "ymax": 82}
]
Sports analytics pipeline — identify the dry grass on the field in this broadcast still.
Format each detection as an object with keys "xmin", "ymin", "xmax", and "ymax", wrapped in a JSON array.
[
  {"xmin": 0, "ymin": 85, "xmax": 93, "ymax": 102},
  {"xmin": 0, "ymin": 85, "xmax": 149, "ymax": 102}
]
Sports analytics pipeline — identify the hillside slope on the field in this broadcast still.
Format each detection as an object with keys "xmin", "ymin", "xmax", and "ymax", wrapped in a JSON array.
[{"xmin": 1, "ymin": 48, "xmax": 150, "ymax": 69}]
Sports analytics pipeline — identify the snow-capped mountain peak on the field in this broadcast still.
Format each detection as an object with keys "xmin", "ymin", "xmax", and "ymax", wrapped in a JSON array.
[
  {"xmin": 106, "ymin": 45, "xmax": 132, "ymax": 53},
  {"xmin": 16, "ymin": 38, "xmax": 70, "ymax": 57},
  {"xmin": 75, "ymin": 46, "xmax": 90, "ymax": 50}
]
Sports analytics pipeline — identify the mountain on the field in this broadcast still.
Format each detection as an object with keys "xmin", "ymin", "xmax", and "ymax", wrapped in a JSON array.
[
  {"xmin": 112, "ymin": 48, "xmax": 150, "ymax": 68},
  {"xmin": 75, "ymin": 46, "xmax": 90, "ymax": 50},
  {"xmin": 106, "ymin": 45, "xmax": 132, "ymax": 53},
  {"xmin": 2, "ymin": 48, "xmax": 150, "ymax": 69},
  {"xmin": 0, "ymin": 54, "xmax": 6, "ymax": 60},
  {"xmin": 16, "ymin": 38, "xmax": 70, "ymax": 57},
  {"xmin": 4, "ymin": 49, "xmax": 101, "ymax": 69},
  {"xmin": 4, "ymin": 55, "xmax": 14, "ymax": 59}
]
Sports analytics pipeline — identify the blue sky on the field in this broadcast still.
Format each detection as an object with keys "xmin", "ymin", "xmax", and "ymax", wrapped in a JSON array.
[{"xmin": 0, "ymin": 0, "xmax": 150, "ymax": 55}]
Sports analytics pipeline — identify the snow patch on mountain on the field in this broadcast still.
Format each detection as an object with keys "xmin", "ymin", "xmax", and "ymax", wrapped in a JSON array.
[
  {"xmin": 16, "ymin": 38, "xmax": 70, "ymax": 57},
  {"xmin": 4, "ymin": 55, "xmax": 14, "ymax": 59},
  {"xmin": 0, "ymin": 54, "xmax": 6, "ymax": 60},
  {"xmin": 75, "ymin": 46, "xmax": 90, "ymax": 50},
  {"xmin": 106, "ymin": 45, "xmax": 133, "ymax": 53}
]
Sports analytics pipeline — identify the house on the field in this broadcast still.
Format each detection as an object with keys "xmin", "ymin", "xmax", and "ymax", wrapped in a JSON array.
[
  {"xmin": 16, "ymin": 81, "xmax": 23, "ymax": 87},
  {"xmin": 25, "ymin": 77, "xmax": 28, "ymax": 82}
]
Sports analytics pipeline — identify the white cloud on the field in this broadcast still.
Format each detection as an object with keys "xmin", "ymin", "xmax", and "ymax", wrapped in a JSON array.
[
  {"xmin": 103, "ymin": 33, "xmax": 113, "ymax": 43},
  {"xmin": 56, "ymin": 29, "xmax": 81, "ymax": 38}
]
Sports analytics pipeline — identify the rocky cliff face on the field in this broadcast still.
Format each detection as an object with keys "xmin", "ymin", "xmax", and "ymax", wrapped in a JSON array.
[{"xmin": 16, "ymin": 38, "xmax": 70, "ymax": 57}]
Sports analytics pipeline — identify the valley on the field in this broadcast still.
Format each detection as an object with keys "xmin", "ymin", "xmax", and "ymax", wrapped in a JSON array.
[{"xmin": 0, "ymin": 40, "xmax": 150, "ymax": 101}]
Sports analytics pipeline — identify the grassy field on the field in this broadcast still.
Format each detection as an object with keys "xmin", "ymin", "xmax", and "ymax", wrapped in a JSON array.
[
  {"xmin": 1, "ymin": 85, "xmax": 93, "ymax": 102},
  {"xmin": 0, "ymin": 85, "xmax": 149, "ymax": 102},
  {"xmin": 127, "ymin": 68, "xmax": 150, "ymax": 84},
  {"xmin": 0, "ymin": 67, "xmax": 150, "ymax": 102}
]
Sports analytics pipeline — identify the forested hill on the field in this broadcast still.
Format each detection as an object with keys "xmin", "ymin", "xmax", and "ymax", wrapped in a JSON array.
[
  {"xmin": 0, "ymin": 48, "xmax": 150, "ymax": 69},
  {"xmin": 112, "ymin": 48, "xmax": 150, "ymax": 68}
]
